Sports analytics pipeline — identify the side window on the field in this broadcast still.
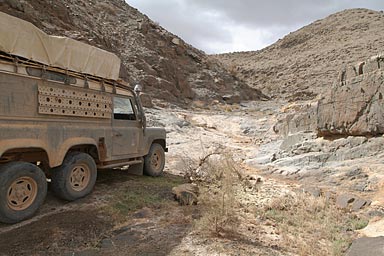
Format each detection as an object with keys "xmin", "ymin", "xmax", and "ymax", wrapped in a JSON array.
[
  {"xmin": 113, "ymin": 97, "xmax": 136, "ymax": 120},
  {"xmin": 26, "ymin": 67, "xmax": 77, "ymax": 84}
]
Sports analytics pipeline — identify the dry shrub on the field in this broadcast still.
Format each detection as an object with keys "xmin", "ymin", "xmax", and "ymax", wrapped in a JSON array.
[
  {"xmin": 190, "ymin": 152, "xmax": 245, "ymax": 237},
  {"xmin": 263, "ymin": 193, "xmax": 368, "ymax": 256}
]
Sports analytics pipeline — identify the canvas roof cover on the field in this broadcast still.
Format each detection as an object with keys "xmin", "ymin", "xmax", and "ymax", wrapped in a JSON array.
[{"xmin": 0, "ymin": 12, "xmax": 121, "ymax": 80}]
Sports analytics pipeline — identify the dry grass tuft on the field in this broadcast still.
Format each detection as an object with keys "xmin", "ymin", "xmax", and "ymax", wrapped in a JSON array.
[
  {"xmin": 102, "ymin": 175, "xmax": 184, "ymax": 223},
  {"xmin": 183, "ymin": 150, "xmax": 368, "ymax": 254},
  {"xmin": 262, "ymin": 193, "xmax": 368, "ymax": 256}
]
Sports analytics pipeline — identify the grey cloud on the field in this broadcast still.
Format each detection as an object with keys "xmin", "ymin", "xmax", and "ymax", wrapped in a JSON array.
[
  {"xmin": 190, "ymin": 0, "xmax": 384, "ymax": 27},
  {"xmin": 128, "ymin": 0, "xmax": 384, "ymax": 53},
  {"xmin": 128, "ymin": 0, "xmax": 234, "ymax": 52}
]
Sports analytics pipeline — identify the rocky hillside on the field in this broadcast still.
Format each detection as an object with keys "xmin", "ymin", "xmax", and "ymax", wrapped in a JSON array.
[
  {"xmin": 215, "ymin": 8, "xmax": 384, "ymax": 101},
  {"xmin": 0, "ymin": 0, "xmax": 265, "ymax": 105}
]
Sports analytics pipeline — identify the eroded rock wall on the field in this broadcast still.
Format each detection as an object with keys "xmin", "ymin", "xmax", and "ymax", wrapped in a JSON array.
[{"xmin": 318, "ymin": 54, "xmax": 384, "ymax": 136}]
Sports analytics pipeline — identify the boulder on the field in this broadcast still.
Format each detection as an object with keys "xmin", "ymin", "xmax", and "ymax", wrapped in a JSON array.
[
  {"xmin": 346, "ymin": 237, "xmax": 384, "ymax": 256},
  {"xmin": 171, "ymin": 38, "xmax": 180, "ymax": 45},
  {"xmin": 172, "ymin": 184, "xmax": 199, "ymax": 206},
  {"xmin": 335, "ymin": 194, "xmax": 355, "ymax": 209},
  {"xmin": 335, "ymin": 193, "xmax": 370, "ymax": 211},
  {"xmin": 222, "ymin": 94, "xmax": 241, "ymax": 104},
  {"xmin": 352, "ymin": 198, "xmax": 371, "ymax": 212}
]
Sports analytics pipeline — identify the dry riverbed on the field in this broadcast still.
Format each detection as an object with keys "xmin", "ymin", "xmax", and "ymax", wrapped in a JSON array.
[{"xmin": 0, "ymin": 101, "xmax": 383, "ymax": 255}]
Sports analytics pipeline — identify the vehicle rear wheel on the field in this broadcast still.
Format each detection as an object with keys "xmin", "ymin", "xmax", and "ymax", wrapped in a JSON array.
[
  {"xmin": 143, "ymin": 143, "xmax": 165, "ymax": 177},
  {"xmin": 0, "ymin": 162, "xmax": 47, "ymax": 224},
  {"xmin": 51, "ymin": 152, "xmax": 97, "ymax": 201}
]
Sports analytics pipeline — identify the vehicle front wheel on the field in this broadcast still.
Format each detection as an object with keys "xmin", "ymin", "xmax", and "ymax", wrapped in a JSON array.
[
  {"xmin": 51, "ymin": 152, "xmax": 97, "ymax": 201},
  {"xmin": 143, "ymin": 143, "xmax": 165, "ymax": 177},
  {"xmin": 0, "ymin": 162, "xmax": 47, "ymax": 224}
]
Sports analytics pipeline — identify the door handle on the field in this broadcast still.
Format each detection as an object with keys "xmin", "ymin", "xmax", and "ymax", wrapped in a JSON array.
[{"xmin": 114, "ymin": 132, "xmax": 122, "ymax": 137}]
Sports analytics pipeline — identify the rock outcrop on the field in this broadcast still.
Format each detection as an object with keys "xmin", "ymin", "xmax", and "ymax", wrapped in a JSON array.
[
  {"xmin": 262, "ymin": 54, "xmax": 384, "ymax": 182},
  {"xmin": 274, "ymin": 54, "xmax": 384, "ymax": 137},
  {"xmin": 318, "ymin": 54, "xmax": 384, "ymax": 136}
]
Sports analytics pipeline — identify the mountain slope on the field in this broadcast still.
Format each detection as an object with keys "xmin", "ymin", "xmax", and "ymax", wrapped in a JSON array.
[
  {"xmin": 215, "ymin": 8, "xmax": 384, "ymax": 101},
  {"xmin": 0, "ymin": 0, "xmax": 265, "ymax": 105}
]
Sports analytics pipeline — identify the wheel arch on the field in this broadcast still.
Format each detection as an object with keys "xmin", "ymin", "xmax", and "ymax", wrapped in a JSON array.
[
  {"xmin": 52, "ymin": 138, "xmax": 100, "ymax": 168},
  {"xmin": 144, "ymin": 138, "xmax": 167, "ymax": 155},
  {"xmin": 142, "ymin": 128, "xmax": 167, "ymax": 155},
  {"xmin": 0, "ymin": 138, "xmax": 101, "ymax": 168},
  {"xmin": 152, "ymin": 139, "xmax": 166, "ymax": 151},
  {"xmin": 0, "ymin": 139, "xmax": 50, "ymax": 166}
]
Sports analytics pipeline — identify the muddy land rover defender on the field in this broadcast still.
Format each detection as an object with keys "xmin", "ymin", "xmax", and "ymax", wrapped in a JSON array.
[{"xmin": 0, "ymin": 12, "xmax": 167, "ymax": 223}]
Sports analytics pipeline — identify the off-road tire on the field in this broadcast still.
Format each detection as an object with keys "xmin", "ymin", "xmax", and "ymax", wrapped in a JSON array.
[
  {"xmin": 0, "ymin": 162, "xmax": 47, "ymax": 224},
  {"xmin": 143, "ymin": 143, "xmax": 165, "ymax": 177},
  {"xmin": 51, "ymin": 152, "xmax": 97, "ymax": 201}
]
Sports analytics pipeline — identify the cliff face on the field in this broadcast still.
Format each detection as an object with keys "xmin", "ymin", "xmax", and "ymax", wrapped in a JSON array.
[
  {"xmin": 0, "ymin": 0, "xmax": 265, "ymax": 105},
  {"xmin": 215, "ymin": 8, "xmax": 384, "ymax": 102},
  {"xmin": 273, "ymin": 54, "xmax": 384, "ymax": 138},
  {"xmin": 317, "ymin": 54, "xmax": 384, "ymax": 136}
]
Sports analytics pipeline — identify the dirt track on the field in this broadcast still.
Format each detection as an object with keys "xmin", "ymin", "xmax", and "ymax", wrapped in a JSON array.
[{"xmin": 0, "ymin": 170, "xmax": 192, "ymax": 256}]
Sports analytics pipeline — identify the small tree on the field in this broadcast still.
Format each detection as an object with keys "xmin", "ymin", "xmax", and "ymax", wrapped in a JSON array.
[{"xmin": 193, "ymin": 153, "xmax": 242, "ymax": 236}]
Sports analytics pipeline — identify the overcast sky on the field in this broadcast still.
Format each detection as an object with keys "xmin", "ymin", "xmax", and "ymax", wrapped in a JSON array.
[{"xmin": 127, "ymin": 0, "xmax": 384, "ymax": 54}]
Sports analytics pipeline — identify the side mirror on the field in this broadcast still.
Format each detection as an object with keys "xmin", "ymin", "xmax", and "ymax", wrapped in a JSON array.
[
  {"xmin": 134, "ymin": 84, "xmax": 142, "ymax": 95},
  {"xmin": 133, "ymin": 84, "xmax": 146, "ymax": 133}
]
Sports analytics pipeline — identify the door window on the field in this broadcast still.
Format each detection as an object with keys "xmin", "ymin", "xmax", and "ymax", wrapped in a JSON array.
[{"xmin": 113, "ymin": 97, "xmax": 136, "ymax": 120}]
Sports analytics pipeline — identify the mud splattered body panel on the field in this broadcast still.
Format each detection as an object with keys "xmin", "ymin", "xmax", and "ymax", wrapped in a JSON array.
[{"xmin": 0, "ymin": 67, "xmax": 165, "ymax": 168}]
